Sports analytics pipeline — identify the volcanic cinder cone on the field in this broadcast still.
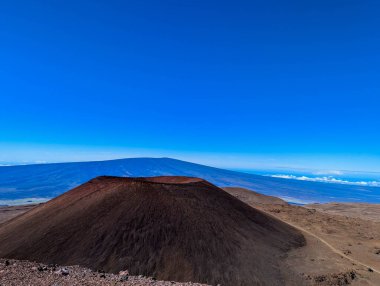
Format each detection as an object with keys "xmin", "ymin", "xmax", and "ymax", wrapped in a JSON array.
[{"xmin": 0, "ymin": 176, "xmax": 305, "ymax": 285}]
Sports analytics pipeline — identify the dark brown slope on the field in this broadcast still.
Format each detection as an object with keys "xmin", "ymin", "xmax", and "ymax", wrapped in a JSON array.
[{"xmin": 0, "ymin": 176, "xmax": 305, "ymax": 286}]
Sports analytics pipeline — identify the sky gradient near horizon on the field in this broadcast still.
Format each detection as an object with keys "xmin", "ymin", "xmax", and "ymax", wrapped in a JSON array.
[{"xmin": 1, "ymin": 1, "xmax": 380, "ymax": 172}]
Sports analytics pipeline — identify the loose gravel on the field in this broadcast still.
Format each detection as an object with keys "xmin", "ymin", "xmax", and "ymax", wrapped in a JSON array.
[{"xmin": 0, "ymin": 259, "xmax": 210, "ymax": 286}]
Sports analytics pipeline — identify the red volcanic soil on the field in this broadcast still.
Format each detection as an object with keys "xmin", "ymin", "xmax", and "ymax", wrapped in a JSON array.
[{"xmin": 0, "ymin": 176, "xmax": 305, "ymax": 286}]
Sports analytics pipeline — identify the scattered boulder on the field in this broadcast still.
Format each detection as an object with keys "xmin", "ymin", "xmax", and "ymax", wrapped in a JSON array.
[
  {"xmin": 55, "ymin": 267, "xmax": 69, "ymax": 276},
  {"xmin": 37, "ymin": 265, "xmax": 47, "ymax": 271},
  {"xmin": 119, "ymin": 269, "xmax": 129, "ymax": 281}
]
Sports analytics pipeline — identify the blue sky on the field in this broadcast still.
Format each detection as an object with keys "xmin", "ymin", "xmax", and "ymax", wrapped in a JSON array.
[{"xmin": 0, "ymin": 1, "xmax": 380, "ymax": 172}]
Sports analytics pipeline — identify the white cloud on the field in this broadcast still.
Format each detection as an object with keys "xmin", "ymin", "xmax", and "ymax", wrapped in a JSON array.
[{"xmin": 269, "ymin": 174, "xmax": 380, "ymax": 187}]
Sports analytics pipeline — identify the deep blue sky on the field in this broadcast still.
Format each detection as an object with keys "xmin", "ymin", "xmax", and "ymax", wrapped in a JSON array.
[{"xmin": 1, "ymin": 1, "xmax": 379, "ymax": 171}]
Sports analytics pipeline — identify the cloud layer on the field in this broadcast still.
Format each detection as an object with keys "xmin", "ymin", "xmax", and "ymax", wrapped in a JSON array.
[{"xmin": 269, "ymin": 174, "xmax": 380, "ymax": 187}]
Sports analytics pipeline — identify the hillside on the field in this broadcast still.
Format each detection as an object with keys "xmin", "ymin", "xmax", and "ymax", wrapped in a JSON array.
[
  {"xmin": 0, "ymin": 176, "xmax": 305, "ymax": 286},
  {"xmin": 223, "ymin": 187, "xmax": 288, "ymax": 205}
]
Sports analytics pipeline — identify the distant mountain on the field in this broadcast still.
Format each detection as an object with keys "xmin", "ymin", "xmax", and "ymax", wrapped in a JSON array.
[
  {"xmin": 0, "ymin": 157, "xmax": 379, "ymax": 204},
  {"xmin": 0, "ymin": 176, "xmax": 305, "ymax": 285}
]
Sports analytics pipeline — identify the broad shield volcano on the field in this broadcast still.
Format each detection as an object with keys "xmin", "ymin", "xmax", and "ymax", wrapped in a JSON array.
[{"xmin": 0, "ymin": 176, "xmax": 305, "ymax": 285}]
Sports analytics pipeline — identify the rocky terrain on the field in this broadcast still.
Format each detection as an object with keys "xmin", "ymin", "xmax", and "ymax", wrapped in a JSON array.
[{"xmin": 0, "ymin": 258, "xmax": 209, "ymax": 286}]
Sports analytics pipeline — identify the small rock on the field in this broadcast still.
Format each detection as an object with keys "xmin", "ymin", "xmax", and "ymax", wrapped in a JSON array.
[
  {"xmin": 55, "ymin": 268, "xmax": 69, "ymax": 276},
  {"xmin": 350, "ymin": 271, "xmax": 356, "ymax": 280},
  {"xmin": 343, "ymin": 250, "xmax": 352, "ymax": 255},
  {"xmin": 314, "ymin": 275, "xmax": 326, "ymax": 283},
  {"xmin": 37, "ymin": 265, "xmax": 48, "ymax": 271},
  {"xmin": 119, "ymin": 270, "xmax": 129, "ymax": 281},
  {"xmin": 368, "ymin": 268, "xmax": 374, "ymax": 272},
  {"xmin": 120, "ymin": 275, "xmax": 129, "ymax": 282},
  {"xmin": 5, "ymin": 260, "xmax": 10, "ymax": 266},
  {"xmin": 119, "ymin": 270, "xmax": 129, "ymax": 276}
]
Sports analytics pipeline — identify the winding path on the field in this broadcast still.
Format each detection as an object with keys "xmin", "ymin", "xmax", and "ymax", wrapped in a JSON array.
[{"xmin": 263, "ymin": 210, "xmax": 380, "ymax": 275}]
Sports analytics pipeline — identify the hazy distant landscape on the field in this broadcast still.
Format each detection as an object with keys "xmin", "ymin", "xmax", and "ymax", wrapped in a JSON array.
[{"xmin": 1, "ymin": 158, "xmax": 380, "ymax": 206}]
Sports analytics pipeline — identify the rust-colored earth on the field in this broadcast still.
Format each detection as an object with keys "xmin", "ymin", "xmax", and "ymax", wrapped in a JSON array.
[{"xmin": 0, "ymin": 176, "xmax": 304, "ymax": 286}]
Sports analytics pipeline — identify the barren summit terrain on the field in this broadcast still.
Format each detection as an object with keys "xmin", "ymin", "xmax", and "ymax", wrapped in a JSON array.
[
  {"xmin": 224, "ymin": 187, "xmax": 380, "ymax": 285},
  {"xmin": 306, "ymin": 203, "xmax": 380, "ymax": 222},
  {"xmin": 0, "ymin": 176, "xmax": 305, "ymax": 286},
  {"xmin": 2, "ymin": 180, "xmax": 379, "ymax": 285}
]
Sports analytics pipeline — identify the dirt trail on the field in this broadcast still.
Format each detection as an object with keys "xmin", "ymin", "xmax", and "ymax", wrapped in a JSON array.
[{"xmin": 262, "ymin": 209, "xmax": 380, "ymax": 276}]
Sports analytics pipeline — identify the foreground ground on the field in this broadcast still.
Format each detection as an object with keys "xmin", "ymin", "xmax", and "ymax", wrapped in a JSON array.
[
  {"xmin": 0, "ymin": 259, "xmax": 209, "ymax": 286},
  {"xmin": 223, "ymin": 187, "xmax": 380, "ymax": 286},
  {"xmin": 1, "ymin": 187, "xmax": 380, "ymax": 285}
]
